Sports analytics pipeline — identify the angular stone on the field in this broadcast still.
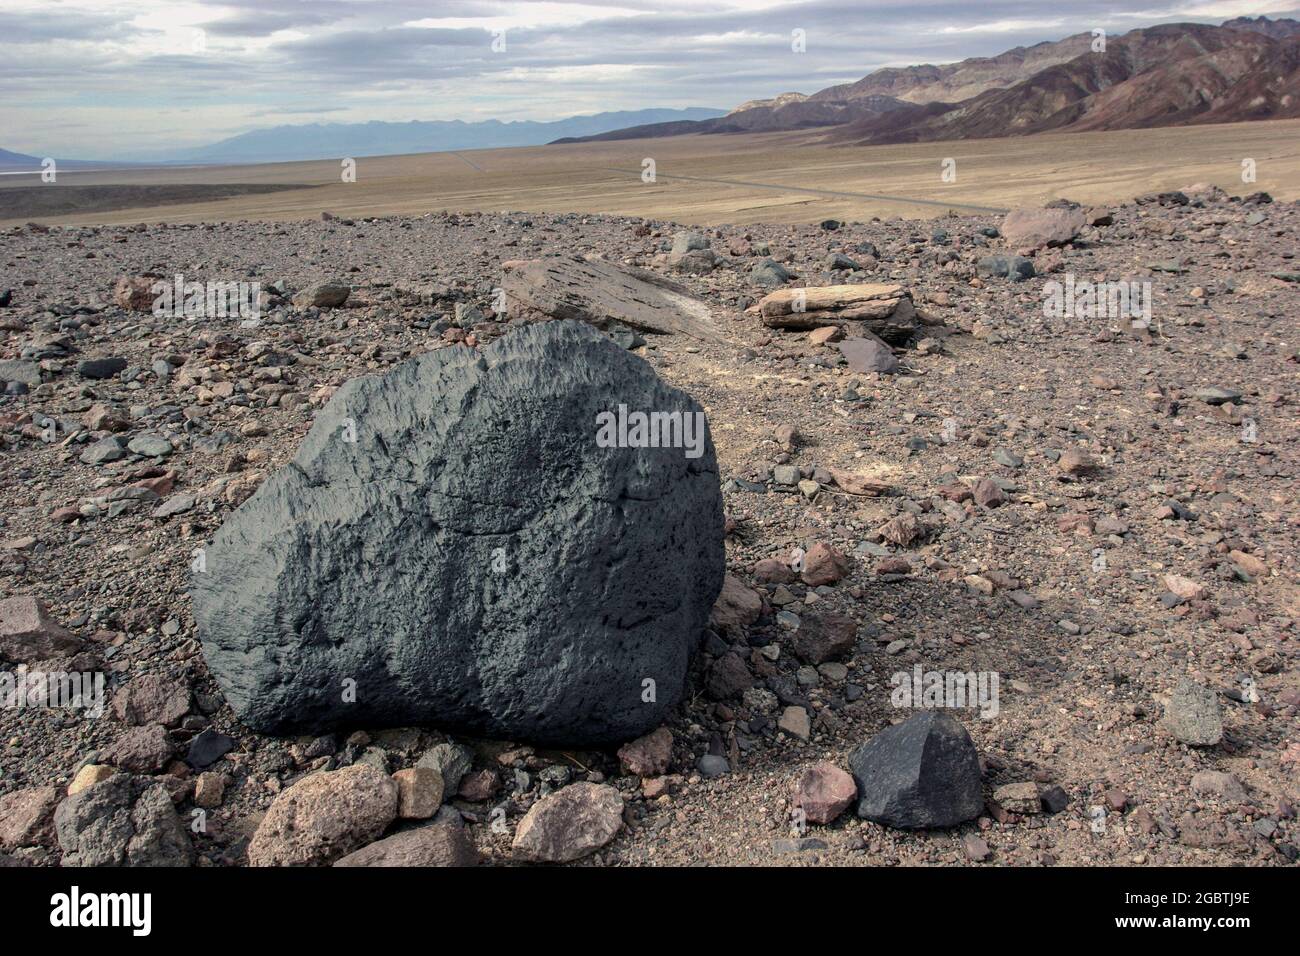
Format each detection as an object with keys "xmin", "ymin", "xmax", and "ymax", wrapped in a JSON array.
[
  {"xmin": 112, "ymin": 673, "xmax": 191, "ymax": 727},
  {"xmin": 79, "ymin": 436, "xmax": 126, "ymax": 465},
  {"xmin": 849, "ymin": 711, "xmax": 983, "ymax": 829},
  {"xmin": 0, "ymin": 786, "xmax": 60, "ymax": 850},
  {"xmin": 1164, "ymin": 574, "xmax": 1208, "ymax": 602},
  {"xmin": 193, "ymin": 322, "xmax": 724, "ymax": 746},
  {"xmin": 77, "ymin": 357, "xmax": 127, "ymax": 380},
  {"xmin": 392, "ymin": 767, "xmax": 444, "ymax": 819},
  {"xmin": 248, "ymin": 764, "xmax": 399, "ymax": 867},
  {"xmin": 186, "ymin": 729, "xmax": 236, "ymax": 769},
  {"xmin": 1000, "ymin": 206, "xmax": 1086, "ymax": 252},
  {"xmin": 1191, "ymin": 770, "xmax": 1246, "ymax": 801},
  {"xmin": 705, "ymin": 652, "xmax": 752, "ymax": 699},
  {"xmin": 416, "ymin": 742, "xmax": 474, "ymax": 795},
  {"xmin": 709, "ymin": 573, "xmax": 762, "ymax": 632},
  {"xmin": 839, "ymin": 335, "xmax": 897, "ymax": 375},
  {"xmin": 792, "ymin": 762, "xmax": 856, "ymax": 824},
  {"xmin": 0, "ymin": 360, "xmax": 41, "ymax": 388},
  {"xmin": 67, "ymin": 765, "xmax": 116, "ymax": 796},
  {"xmin": 1161, "ymin": 678, "xmax": 1223, "ymax": 746},
  {"xmin": 511, "ymin": 782, "xmax": 623, "ymax": 863},
  {"xmin": 194, "ymin": 772, "xmax": 226, "ymax": 809},
  {"xmin": 801, "ymin": 541, "xmax": 850, "ymax": 586},
  {"xmin": 792, "ymin": 611, "xmax": 857, "ymax": 664},
  {"xmin": 992, "ymin": 781, "xmax": 1041, "ymax": 814},
  {"xmin": 778, "ymin": 705, "xmax": 811, "ymax": 741},
  {"xmin": 104, "ymin": 724, "xmax": 175, "ymax": 774},
  {"xmin": 334, "ymin": 824, "xmax": 478, "ymax": 867},
  {"xmin": 293, "ymin": 279, "xmax": 350, "ymax": 309},
  {"xmin": 54, "ymin": 774, "xmax": 193, "ymax": 867},
  {"xmin": 0, "ymin": 596, "xmax": 82, "ymax": 663},
  {"xmin": 616, "ymin": 726, "xmax": 673, "ymax": 778},
  {"xmin": 113, "ymin": 276, "xmax": 158, "ymax": 312}
]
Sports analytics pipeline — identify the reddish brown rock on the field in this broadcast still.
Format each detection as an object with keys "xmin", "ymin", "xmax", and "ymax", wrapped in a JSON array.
[
  {"xmin": 248, "ymin": 764, "xmax": 399, "ymax": 867},
  {"xmin": 512, "ymin": 782, "xmax": 624, "ymax": 863},
  {"xmin": 334, "ymin": 824, "xmax": 478, "ymax": 867},
  {"xmin": 104, "ymin": 724, "xmax": 175, "ymax": 774},
  {"xmin": 753, "ymin": 557, "xmax": 797, "ymax": 584},
  {"xmin": 801, "ymin": 542, "xmax": 850, "ymax": 586},
  {"xmin": 792, "ymin": 761, "xmax": 856, "ymax": 824},
  {"xmin": 879, "ymin": 513, "xmax": 923, "ymax": 548},
  {"xmin": 1164, "ymin": 574, "xmax": 1208, "ymax": 602},
  {"xmin": 876, "ymin": 556, "xmax": 912, "ymax": 575},
  {"xmin": 392, "ymin": 767, "xmax": 444, "ymax": 819},
  {"xmin": 706, "ymin": 652, "xmax": 753, "ymax": 700},
  {"xmin": 113, "ymin": 276, "xmax": 158, "ymax": 312},
  {"xmin": 709, "ymin": 573, "xmax": 762, "ymax": 632},
  {"xmin": 0, "ymin": 786, "xmax": 60, "ymax": 849},
  {"xmin": 617, "ymin": 726, "xmax": 674, "ymax": 777},
  {"xmin": 792, "ymin": 611, "xmax": 857, "ymax": 664},
  {"xmin": 1000, "ymin": 206, "xmax": 1086, "ymax": 253},
  {"xmin": 458, "ymin": 769, "xmax": 499, "ymax": 802},
  {"xmin": 972, "ymin": 478, "xmax": 1006, "ymax": 508},
  {"xmin": 0, "ymin": 596, "xmax": 82, "ymax": 664},
  {"xmin": 112, "ymin": 673, "xmax": 191, "ymax": 727},
  {"xmin": 1057, "ymin": 448, "xmax": 1100, "ymax": 477}
]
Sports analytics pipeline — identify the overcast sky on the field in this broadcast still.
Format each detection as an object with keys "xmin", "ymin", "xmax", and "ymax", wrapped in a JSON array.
[{"xmin": 2, "ymin": 0, "xmax": 1297, "ymax": 158}]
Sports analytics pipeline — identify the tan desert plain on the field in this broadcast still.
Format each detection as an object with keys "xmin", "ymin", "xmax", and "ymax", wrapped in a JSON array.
[{"xmin": 2, "ymin": 119, "xmax": 1298, "ymax": 227}]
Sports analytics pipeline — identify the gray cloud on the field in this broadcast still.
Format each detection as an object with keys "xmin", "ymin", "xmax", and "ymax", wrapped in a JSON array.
[{"xmin": 2, "ymin": 0, "xmax": 1296, "ymax": 157}]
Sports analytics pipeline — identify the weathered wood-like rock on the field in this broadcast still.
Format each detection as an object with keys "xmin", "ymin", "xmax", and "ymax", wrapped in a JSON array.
[
  {"xmin": 334, "ymin": 824, "xmax": 478, "ymax": 867},
  {"xmin": 750, "ymin": 284, "xmax": 916, "ymax": 342},
  {"xmin": 501, "ymin": 255, "xmax": 732, "ymax": 344}
]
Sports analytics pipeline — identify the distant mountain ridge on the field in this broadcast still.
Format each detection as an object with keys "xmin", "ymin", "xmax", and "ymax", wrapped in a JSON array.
[
  {"xmin": 559, "ymin": 17, "xmax": 1300, "ymax": 146},
  {"xmin": 157, "ymin": 108, "xmax": 727, "ymax": 164}
]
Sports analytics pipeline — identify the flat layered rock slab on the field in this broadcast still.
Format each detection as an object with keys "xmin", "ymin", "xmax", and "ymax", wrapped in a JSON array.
[
  {"xmin": 751, "ymin": 283, "xmax": 916, "ymax": 342},
  {"xmin": 501, "ymin": 255, "xmax": 733, "ymax": 345}
]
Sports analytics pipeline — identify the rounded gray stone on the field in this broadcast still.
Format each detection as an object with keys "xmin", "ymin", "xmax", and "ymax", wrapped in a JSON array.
[{"xmin": 193, "ymin": 321, "xmax": 724, "ymax": 745}]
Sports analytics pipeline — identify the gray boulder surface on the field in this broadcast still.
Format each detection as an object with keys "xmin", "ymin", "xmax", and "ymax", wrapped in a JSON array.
[
  {"xmin": 848, "ymin": 711, "xmax": 984, "ymax": 829},
  {"xmin": 193, "ymin": 320, "xmax": 724, "ymax": 745},
  {"xmin": 54, "ymin": 774, "xmax": 193, "ymax": 867}
]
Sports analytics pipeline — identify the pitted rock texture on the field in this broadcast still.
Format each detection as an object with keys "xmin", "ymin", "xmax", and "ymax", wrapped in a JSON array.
[{"xmin": 193, "ymin": 320, "xmax": 724, "ymax": 745}]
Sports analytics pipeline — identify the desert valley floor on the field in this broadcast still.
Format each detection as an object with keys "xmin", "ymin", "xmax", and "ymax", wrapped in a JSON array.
[{"xmin": 0, "ymin": 128, "xmax": 1296, "ymax": 867}]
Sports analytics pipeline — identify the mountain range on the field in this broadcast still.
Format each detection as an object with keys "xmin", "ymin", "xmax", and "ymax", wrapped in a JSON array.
[
  {"xmin": 0, "ymin": 109, "xmax": 726, "ymax": 169},
  {"xmin": 556, "ymin": 16, "xmax": 1300, "ymax": 146}
]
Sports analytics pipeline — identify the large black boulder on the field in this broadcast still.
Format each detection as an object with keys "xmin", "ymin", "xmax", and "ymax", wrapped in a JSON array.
[
  {"xmin": 193, "ymin": 321, "xmax": 724, "ymax": 745},
  {"xmin": 848, "ymin": 711, "xmax": 983, "ymax": 828}
]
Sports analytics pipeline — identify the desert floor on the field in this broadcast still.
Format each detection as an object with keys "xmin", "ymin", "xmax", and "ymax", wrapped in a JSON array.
[{"xmin": 2, "ymin": 119, "xmax": 1298, "ymax": 228}]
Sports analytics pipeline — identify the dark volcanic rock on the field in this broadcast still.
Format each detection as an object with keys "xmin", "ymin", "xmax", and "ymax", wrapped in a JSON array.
[
  {"xmin": 193, "ymin": 321, "xmax": 724, "ymax": 745},
  {"xmin": 848, "ymin": 711, "xmax": 983, "ymax": 829},
  {"xmin": 54, "ymin": 774, "xmax": 193, "ymax": 867}
]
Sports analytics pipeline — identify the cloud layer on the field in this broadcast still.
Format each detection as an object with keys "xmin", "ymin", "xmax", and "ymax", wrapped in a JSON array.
[{"xmin": 2, "ymin": 0, "xmax": 1296, "ymax": 158}]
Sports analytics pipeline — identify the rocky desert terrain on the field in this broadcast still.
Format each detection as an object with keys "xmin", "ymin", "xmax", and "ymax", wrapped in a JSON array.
[{"xmin": 0, "ymin": 184, "xmax": 1296, "ymax": 868}]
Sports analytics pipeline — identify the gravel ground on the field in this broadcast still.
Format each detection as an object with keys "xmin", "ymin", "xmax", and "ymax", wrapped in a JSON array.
[{"xmin": 0, "ymin": 189, "xmax": 1295, "ymax": 867}]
